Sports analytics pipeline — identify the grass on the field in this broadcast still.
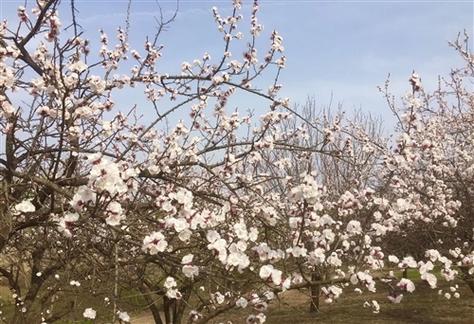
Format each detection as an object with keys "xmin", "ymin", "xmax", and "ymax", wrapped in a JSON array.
[
  {"xmin": 210, "ymin": 279, "xmax": 474, "ymax": 324},
  {"xmin": 0, "ymin": 283, "xmax": 148, "ymax": 323},
  {"xmin": 1, "ymin": 274, "xmax": 473, "ymax": 323}
]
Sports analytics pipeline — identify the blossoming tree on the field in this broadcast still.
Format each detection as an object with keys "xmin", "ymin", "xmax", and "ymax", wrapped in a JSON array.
[
  {"xmin": 376, "ymin": 33, "xmax": 474, "ymax": 297},
  {"xmin": 0, "ymin": 0, "xmax": 473, "ymax": 323},
  {"xmin": 0, "ymin": 0, "xmax": 309, "ymax": 322}
]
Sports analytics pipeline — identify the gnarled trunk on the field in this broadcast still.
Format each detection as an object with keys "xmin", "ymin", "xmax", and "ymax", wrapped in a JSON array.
[{"xmin": 309, "ymin": 272, "xmax": 321, "ymax": 313}]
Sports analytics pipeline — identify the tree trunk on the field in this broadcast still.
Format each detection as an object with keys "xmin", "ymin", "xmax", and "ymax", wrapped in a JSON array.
[
  {"xmin": 309, "ymin": 272, "xmax": 321, "ymax": 313},
  {"xmin": 11, "ymin": 311, "xmax": 26, "ymax": 324},
  {"xmin": 173, "ymin": 286, "xmax": 191, "ymax": 324},
  {"xmin": 163, "ymin": 296, "xmax": 172, "ymax": 324},
  {"xmin": 139, "ymin": 285, "xmax": 164, "ymax": 324}
]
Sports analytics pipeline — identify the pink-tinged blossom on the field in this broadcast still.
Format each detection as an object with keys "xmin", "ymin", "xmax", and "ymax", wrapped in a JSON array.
[
  {"xmin": 388, "ymin": 293, "xmax": 403, "ymax": 304},
  {"xmin": 88, "ymin": 75, "xmax": 106, "ymax": 93},
  {"xmin": 409, "ymin": 72, "xmax": 422, "ymax": 91},
  {"xmin": 68, "ymin": 60, "xmax": 88, "ymax": 73},
  {"xmin": 398, "ymin": 256, "xmax": 417, "ymax": 269},
  {"xmin": 421, "ymin": 272, "xmax": 437, "ymax": 289},
  {"xmin": 397, "ymin": 278, "xmax": 415, "ymax": 293},
  {"xmin": 388, "ymin": 255, "xmax": 399, "ymax": 264},
  {"xmin": 142, "ymin": 232, "xmax": 168, "ymax": 254},
  {"xmin": 105, "ymin": 201, "xmax": 124, "ymax": 226},
  {"xmin": 259, "ymin": 264, "xmax": 282, "ymax": 285},
  {"xmin": 171, "ymin": 188, "xmax": 194, "ymax": 206},
  {"xmin": 308, "ymin": 248, "xmax": 326, "ymax": 265},
  {"xmin": 419, "ymin": 260, "xmax": 434, "ymax": 274},
  {"xmin": 182, "ymin": 265, "xmax": 199, "ymax": 279},
  {"xmin": 88, "ymin": 156, "xmax": 127, "ymax": 195},
  {"xmin": 70, "ymin": 186, "xmax": 96, "ymax": 211},
  {"xmin": 206, "ymin": 230, "xmax": 220, "ymax": 243},
  {"xmin": 58, "ymin": 212, "xmax": 79, "ymax": 237},
  {"xmin": 321, "ymin": 285, "xmax": 343, "ymax": 303},
  {"xmin": 425, "ymin": 249, "xmax": 441, "ymax": 262},
  {"xmin": 371, "ymin": 223, "xmax": 387, "ymax": 236},
  {"xmin": 346, "ymin": 220, "xmax": 362, "ymax": 235},
  {"xmin": 327, "ymin": 253, "xmax": 342, "ymax": 267},
  {"xmin": 289, "ymin": 174, "xmax": 321, "ymax": 206},
  {"xmin": 288, "ymin": 246, "xmax": 307, "ymax": 258},
  {"xmin": 227, "ymin": 250, "xmax": 250, "ymax": 270}
]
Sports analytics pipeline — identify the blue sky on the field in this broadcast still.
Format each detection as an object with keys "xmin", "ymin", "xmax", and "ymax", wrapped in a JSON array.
[{"xmin": 1, "ymin": 0, "xmax": 473, "ymax": 123}]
